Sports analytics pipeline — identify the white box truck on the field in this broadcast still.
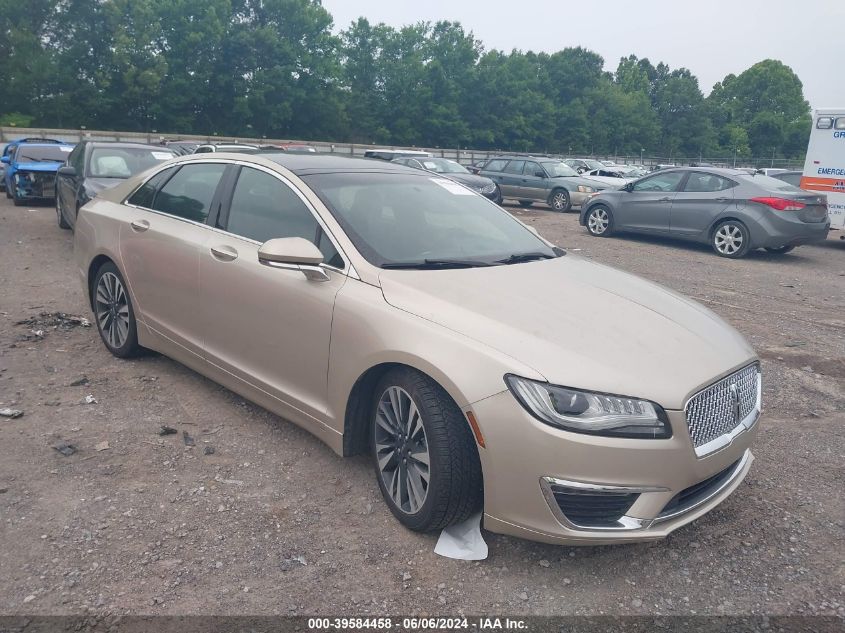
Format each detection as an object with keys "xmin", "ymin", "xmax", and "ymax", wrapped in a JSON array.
[{"xmin": 801, "ymin": 108, "xmax": 845, "ymax": 236}]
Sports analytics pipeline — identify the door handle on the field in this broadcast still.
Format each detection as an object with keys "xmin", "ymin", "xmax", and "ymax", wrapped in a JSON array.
[
  {"xmin": 715, "ymin": 197, "xmax": 730, "ymax": 202},
  {"xmin": 658, "ymin": 197, "xmax": 672, "ymax": 202},
  {"xmin": 130, "ymin": 219, "xmax": 150, "ymax": 232},
  {"xmin": 210, "ymin": 245, "xmax": 238, "ymax": 262}
]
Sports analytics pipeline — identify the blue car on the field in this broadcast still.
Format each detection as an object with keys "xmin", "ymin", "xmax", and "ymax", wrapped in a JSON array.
[{"xmin": 3, "ymin": 140, "xmax": 75, "ymax": 206}]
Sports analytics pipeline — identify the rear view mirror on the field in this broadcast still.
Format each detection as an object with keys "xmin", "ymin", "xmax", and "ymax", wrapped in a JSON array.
[
  {"xmin": 58, "ymin": 166, "xmax": 76, "ymax": 177},
  {"xmin": 258, "ymin": 237, "xmax": 328, "ymax": 281}
]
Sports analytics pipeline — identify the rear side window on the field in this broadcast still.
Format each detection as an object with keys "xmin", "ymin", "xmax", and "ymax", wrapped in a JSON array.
[
  {"xmin": 503, "ymin": 160, "xmax": 525, "ymax": 175},
  {"xmin": 484, "ymin": 159, "xmax": 508, "ymax": 172},
  {"xmin": 225, "ymin": 167, "xmax": 343, "ymax": 268},
  {"xmin": 683, "ymin": 172, "xmax": 735, "ymax": 192},
  {"xmin": 151, "ymin": 163, "xmax": 226, "ymax": 222},
  {"xmin": 633, "ymin": 171, "xmax": 685, "ymax": 192},
  {"xmin": 127, "ymin": 167, "xmax": 178, "ymax": 208}
]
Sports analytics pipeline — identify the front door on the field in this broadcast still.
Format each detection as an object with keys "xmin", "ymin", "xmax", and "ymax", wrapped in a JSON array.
[
  {"xmin": 198, "ymin": 165, "xmax": 348, "ymax": 421},
  {"xmin": 618, "ymin": 170, "xmax": 686, "ymax": 232}
]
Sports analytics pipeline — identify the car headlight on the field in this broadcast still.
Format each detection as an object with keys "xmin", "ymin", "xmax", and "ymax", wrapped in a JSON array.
[
  {"xmin": 505, "ymin": 375, "xmax": 671, "ymax": 439},
  {"xmin": 577, "ymin": 185, "xmax": 596, "ymax": 193},
  {"xmin": 480, "ymin": 183, "xmax": 496, "ymax": 194}
]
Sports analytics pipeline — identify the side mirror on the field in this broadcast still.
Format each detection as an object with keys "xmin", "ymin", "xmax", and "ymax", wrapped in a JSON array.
[
  {"xmin": 258, "ymin": 237, "xmax": 329, "ymax": 282},
  {"xmin": 58, "ymin": 166, "xmax": 76, "ymax": 177},
  {"xmin": 577, "ymin": 167, "xmax": 585, "ymax": 174},
  {"xmin": 534, "ymin": 170, "xmax": 546, "ymax": 178},
  {"xmin": 1, "ymin": 156, "xmax": 9, "ymax": 164},
  {"xmin": 623, "ymin": 182, "xmax": 634, "ymax": 192}
]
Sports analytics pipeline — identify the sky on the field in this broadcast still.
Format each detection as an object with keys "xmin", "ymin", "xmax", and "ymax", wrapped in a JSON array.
[{"xmin": 321, "ymin": 0, "xmax": 844, "ymax": 110}]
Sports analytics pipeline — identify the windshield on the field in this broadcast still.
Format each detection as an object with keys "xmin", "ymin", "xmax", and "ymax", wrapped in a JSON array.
[
  {"xmin": 543, "ymin": 162, "xmax": 579, "ymax": 177},
  {"xmin": 302, "ymin": 172, "xmax": 557, "ymax": 268},
  {"xmin": 17, "ymin": 146, "xmax": 72, "ymax": 163},
  {"xmin": 89, "ymin": 147, "xmax": 174, "ymax": 178},
  {"xmin": 585, "ymin": 159, "xmax": 604, "ymax": 171},
  {"xmin": 420, "ymin": 158, "xmax": 469, "ymax": 174}
]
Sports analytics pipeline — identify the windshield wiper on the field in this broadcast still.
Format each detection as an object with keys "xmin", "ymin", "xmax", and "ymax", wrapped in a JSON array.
[
  {"xmin": 495, "ymin": 252, "xmax": 556, "ymax": 265},
  {"xmin": 382, "ymin": 258, "xmax": 493, "ymax": 270}
]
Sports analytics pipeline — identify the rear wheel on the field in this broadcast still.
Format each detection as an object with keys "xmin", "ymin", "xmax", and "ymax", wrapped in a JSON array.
[
  {"xmin": 371, "ymin": 367, "xmax": 482, "ymax": 532},
  {"xmin": 712, "ymin": 220, "xmax": 751, "ymax": 258},
  {"xmin": 764, "ymin": 245, "xmax": 795, "ymax": 254},
  {"xmin": 518, "ymin": 200, "xmax": 533, "ymax": 208},
  {"xmin": 586, "ymin": 205, "xmax": 613, "ymax": 237},
  {"xmin": 549, "ymin": 189, "xmax": 571, "ymax": 212},
  {"xmin": 92, "ymin": 262, "xmax": 141, "ymax": 358}
]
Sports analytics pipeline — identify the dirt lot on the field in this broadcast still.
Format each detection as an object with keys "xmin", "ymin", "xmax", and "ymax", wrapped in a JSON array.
[{"xmin": 1, "ymin": 195, "xmax": 843, "ymax": 618}]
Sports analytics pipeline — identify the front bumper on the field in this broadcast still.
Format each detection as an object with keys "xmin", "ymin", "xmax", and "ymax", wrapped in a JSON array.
[
  {"xmin": 14, "ymin": 171, "xmax": 57, "ymax": 200},
  {"xmin": 469, "ymin": 389, "xmax": 757, "ymax": 545},
  {"xmin": 569, "ymin": 191, "xmax": 591, "ymax": 209}
]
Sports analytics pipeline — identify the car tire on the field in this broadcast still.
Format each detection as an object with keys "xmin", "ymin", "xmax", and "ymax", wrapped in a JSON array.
[
  {"xmin": 712, "ymin": 220, "xmax": 751, "ymax": 258},
  {"xmin": 56, "ymin": 195, "xmax": 71, "ymax": 230},
  {"xmin": 371, "ymin": 367, "xmax": 483, "ymax": 532},
  {"xmin": 12, "ymin": 191, "xmax": 26, "ymax": 207},
  {"xmin": 92, "ymin": 262, "xmax": 141, "ymax": 358},
  {"xmin": 518, "ymin": 200, "xmax": 533, "ymax": 208},
  {"xmin": 586, "ymin": 205, "xmax": 614, "ymax": 237},
  {"xmin": 549, "ymin": 189, "xmax": 571, "ymax": 212},
  {"xmin": 764, "ymin": 245, "xmax": 795, "ymax": 254},
  {"xmin": 5, "ymin": 187, "xmax": 11, "ymax": 199},
  {"xmin": 493, "ymin": 185, "xmax": 503, "ymax": 205}
]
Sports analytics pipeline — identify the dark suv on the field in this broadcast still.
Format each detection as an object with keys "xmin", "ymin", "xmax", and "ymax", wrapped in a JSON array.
[{"xmin": 478, "ymin": 156, "xmax": 606, "ymax": 211}]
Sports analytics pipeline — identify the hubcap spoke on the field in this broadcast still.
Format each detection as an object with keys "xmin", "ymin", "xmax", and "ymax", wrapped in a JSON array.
[
  {"xmin": 375, "ymin": 386, "xmax": 430, "ymax": 515},
  {"xmin": 95, "ymin": 272, "xmax": 130, "ymax": 348}
]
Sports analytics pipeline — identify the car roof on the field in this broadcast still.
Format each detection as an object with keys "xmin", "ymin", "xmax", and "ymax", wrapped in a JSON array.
[
  {"xmin": 261, "ymin": 153, "xmax": 416, "ymax": 176},
  {"xmin": 88, "ymin": 141, "xmax": 173, "ymax": 150},
  {"xmin": 16, "ymin": 142, "xmax": 74, "ymax": 148}
]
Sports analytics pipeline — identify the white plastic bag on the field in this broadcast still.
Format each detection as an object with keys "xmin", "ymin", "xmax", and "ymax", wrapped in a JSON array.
[{"xmin": 434, "ymin": 512, "xmax": 488, "ymax": 560}]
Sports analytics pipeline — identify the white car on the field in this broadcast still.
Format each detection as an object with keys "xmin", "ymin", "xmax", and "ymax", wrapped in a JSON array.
[{"xmin": 583, "ymin": 167, "xmax": 641, "ymax": 187}]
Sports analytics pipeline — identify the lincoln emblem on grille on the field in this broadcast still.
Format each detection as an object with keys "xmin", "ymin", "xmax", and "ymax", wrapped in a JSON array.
[{"xmin": 729, "ymin": 382, "xmax": 740, "ymax": 423}]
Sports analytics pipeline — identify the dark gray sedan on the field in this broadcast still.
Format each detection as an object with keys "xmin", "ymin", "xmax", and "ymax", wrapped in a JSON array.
[{"xmin": 579, "ymin": 167, "xmax": 830, "ymax": 258}]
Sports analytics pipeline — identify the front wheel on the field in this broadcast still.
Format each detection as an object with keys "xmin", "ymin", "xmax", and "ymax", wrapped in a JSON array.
[
  {"xmin": 586, "ymin": 205, "xmax": 613, "ymax": 236},
  {"xmin": 371, "ymin": 368, "xmax": 482, "ymax": 532},
  {"xmin": 712, "ymin": 220, "xmax": 751, "ymax": 258},
  {"xmin": 493, "ymin": 185, "xmax": 503, "ymax": 205},
  {"xmin": 92, "ymin": 262, "xmax": 141, "ymax": 358},
  {"xmin": 56, "ymin": 195, "xmax": 71, "ymax": 229},
  {"xmin": 549, "ymin": 189, "xmax": 571, "ymax": 212}
]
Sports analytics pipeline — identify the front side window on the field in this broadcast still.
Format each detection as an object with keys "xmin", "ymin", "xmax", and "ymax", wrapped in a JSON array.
[
  {"xmin": 683, "ymin": 172, "xmax": 735, "ymax": 193},
  {"xmin": 543, "ymin": 162, "xmax": 579, "ymax": 177},
  {"xmin": 151, "ymin": 163, "xmax": 226, "ymax": 222},
  {"xmin": 523, "ymin": 161, "xmax": 544, "ymax": 177},
  {"xmin": 632, "ymin": 171, "xmax": 685, "ymax": 192},
  {"xmin": 225, "ymin": 167, "xmax": 343, "ymax": 268},
  {"xmin": 302, "ymin": 172, "xmax": 557, "ymax": 268}
]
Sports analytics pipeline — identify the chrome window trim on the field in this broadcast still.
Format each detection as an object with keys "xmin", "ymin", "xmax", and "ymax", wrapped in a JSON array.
[
  {"xmin": 122, "ymin": 158, "xmax": 358, "ymax": 279},
  {"xmin": 653, "ymin": 449, "xmax": 751, "ymax": 523},
  {"xmin": 684, "ymin": 363, "xmax": 761, "ymax": 459}
]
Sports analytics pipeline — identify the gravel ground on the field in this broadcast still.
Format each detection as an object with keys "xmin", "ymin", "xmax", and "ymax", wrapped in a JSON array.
[{"xmin": 0, "ymin": 196, "xmax": 843, "ymax": 618}]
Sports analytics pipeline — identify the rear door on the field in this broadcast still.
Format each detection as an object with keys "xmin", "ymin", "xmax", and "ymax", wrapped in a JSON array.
[
  {"xmin": 670, "ymin": 172, "xmax": 736, "ymax": 238},
  {"xmin": 197, "ymin": 165, "xmax": 348, "ymax": 421},
  {"xmin": 120, "ymin": 162, "xmax": 228, "ymax": 356},
  {"xmin": 499, "ymin": 160, "xmax": 525, "ymax": 199},
  {"xmin": 619, "ymin": 170, "xmax": 685, "ymax": 232}
]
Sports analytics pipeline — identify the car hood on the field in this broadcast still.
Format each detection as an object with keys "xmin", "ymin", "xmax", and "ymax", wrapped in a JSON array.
[
  {"xmin": 442, "ymin": 173, "xmax": 494, "ymax": 189},
  {"xmin": 13, "ymin": 162, "xmax": 63, "ymax": 173},
  {"xmin": 553, "ymin": 174, "xmax": 607, "ymax": 190},
  {"xmin": 84, "ymin": 177, "xmax": 124, "ymax": 195},
  {"xmin": 379, "ymin": 256, "xmax": 755, "ymax": 409}
]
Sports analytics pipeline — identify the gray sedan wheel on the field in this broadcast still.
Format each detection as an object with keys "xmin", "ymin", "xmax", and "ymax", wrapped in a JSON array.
[
  {"xmin": 712, "ymin": 220, "xmax": 751, "ymax": 258},
  {"xmin": 586, "ymin": 205, "xmax": 613, "ymax": 237},
  {"xmin": 371, "ymin": 368, "xmax": 482, "ymax": 532},
  {"xmin": 550, "ymin": 189, "xmax": 571, "ymax": 212}
]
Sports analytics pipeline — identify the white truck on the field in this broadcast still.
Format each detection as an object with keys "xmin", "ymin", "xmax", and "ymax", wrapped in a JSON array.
[{"xmin": 801, "ymin": 108, "xmax": 845, "ymax": 236}]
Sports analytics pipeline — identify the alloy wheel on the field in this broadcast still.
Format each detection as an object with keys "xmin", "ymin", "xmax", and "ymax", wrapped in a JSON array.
[
  {"xmin": 374, "ymin": 386, "xmax": 431, "ymax": 515},
  {"xmin": 551, "ymin": 191, "xmax": 569, "ymax": 211},
  {"xmin": 588, "ymin": 207, "xmax": 609, "ymax": 234},
  {"xmin": 714, "ymin": 224, "xmax": 744, "ymax": 255},
  {"xmin": 95, "ymin": 272, "xmax": 130, "ymax": 349}
]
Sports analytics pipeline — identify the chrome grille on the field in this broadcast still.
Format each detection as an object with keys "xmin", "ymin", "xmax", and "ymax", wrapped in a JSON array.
[{"xmin": 685, "ymin": 364, "xmax": 760, "ymax": 451}]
